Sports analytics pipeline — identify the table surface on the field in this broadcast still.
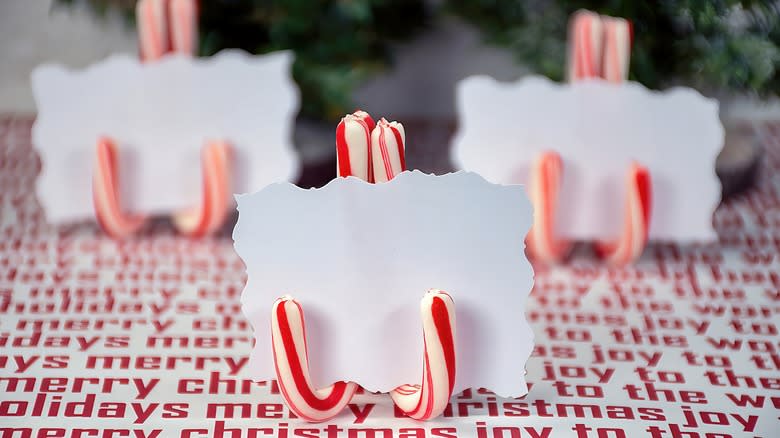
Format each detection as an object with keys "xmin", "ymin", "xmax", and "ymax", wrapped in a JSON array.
[{"xmin": 1, "ymin": 115, "xmax": 778, "ymax": 437}]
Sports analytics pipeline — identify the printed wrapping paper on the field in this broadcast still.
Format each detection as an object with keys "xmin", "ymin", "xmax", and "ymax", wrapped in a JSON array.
[{"xmin": 1, "ymin": 116, "xmax": 778, "ymax": 435}]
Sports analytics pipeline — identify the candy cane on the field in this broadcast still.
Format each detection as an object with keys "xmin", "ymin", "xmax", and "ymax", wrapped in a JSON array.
[
  {"xmin": 371, "ymin": 118, "xmax": 406, "ymax": 183},
  {"xmin": 271, "ymin": 296, "xmax": 359, "ymax": 422},
  {"xmin": 390, "ymin": 289, "xmax": 456, "ymax": 421},
  {"xmin": 92, "ymin": 137, "xmax": 147, "ymax": 238},
  {"xmin": 172, "ymin": 140, "xmax": 231, "ymax": 236},
  {"xmin": 594, "ymin": 162, "xmax": 651, "ymax": 265},
  {"xmin": 136, "ymin": 0, "xmax": 170, "ymax": 62},
  {"xmin": 169, "ymin": 0, "xmax": 198, "ymax": 56},
  {"xmin": 602, "ymin": 17, "xmax": 631, "ymax": 83},
  {"xmin": 336, "ymin": 110, "xmax": 376, "ymax": 182},
  {"xmin": 567, "ymin": 10, "xmax": 603, "ymax": 81},
  {"xmin": 525, "ymin": 151, "xmax": 571, "ymax": 263}
]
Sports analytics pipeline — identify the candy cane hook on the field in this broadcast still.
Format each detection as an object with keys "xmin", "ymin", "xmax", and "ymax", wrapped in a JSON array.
[
  {"xmin": 93, "ymin": 137, "xmax": 147, "ymax": 238},
  {"xmin": 172, "ymin": 140, "xmax": 232, "ymax": 236},
  {"xmin": 526, "ymin": 151, "xmax": 572, "ymax": 263},
  {"xmin": 391, "ymin": 289, "xmax": 456, "ymax": 421},
  {"xmin": 602, "ymin": 17, "xmax": 631, "ymax": 83},
  {"xmin": 271, "ymin": 296, "xmax": 359, "ymax": 422},
  {"xmin": 136, "ymin": 0, "xmax": 170, "ymax": 62},
  {"xmin": 169, "ymin": 0, "xmax": 198, "ymax": 56},
  {"xmin": 567, "ymin": 10, "xmax": 604, "ymax": 81},
  {"xmin": 594, "ymin": 162, "xmax": 652, "ymax": 265},
  {"xmin": 137, "ymin": 0, "xmax": 198, "ymax": 60}
]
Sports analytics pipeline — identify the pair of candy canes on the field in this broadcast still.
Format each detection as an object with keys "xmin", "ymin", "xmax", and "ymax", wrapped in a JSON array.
[
  {"xmin": 274, "ymin": 112, "xmax": 456, "ymax": 421},
  {"xmin": 526, "ymin": 153, "xmax": 651, "ymax": 265},
  {"xmin": 528, "ymin": 10, "xmax": 650, "ymax": 265},
  {"xmin": 94, "ymin": 0, "xmax": 233, "ymax": 238},
  {"xmin": 568, "ymin": 10, "xmax": 632, "ymax": 82}
]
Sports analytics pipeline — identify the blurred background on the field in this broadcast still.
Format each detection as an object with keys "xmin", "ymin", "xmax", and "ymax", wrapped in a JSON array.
[{"xmin": 2, "ymin": 0, "xmax": 780, "ymax": 189}]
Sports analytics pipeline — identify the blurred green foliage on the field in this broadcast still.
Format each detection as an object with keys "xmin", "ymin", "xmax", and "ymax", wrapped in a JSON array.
[
  {"xmin": 58, "ymin": 0, "xmax": 427, "ymax": 121},
  {"xmin": 447, "ymin": 0, "xmax": 780, "ymax": 95},
  {"xmin": 60, "ymin": 1, "xmax": 780, "ymax": 119}
]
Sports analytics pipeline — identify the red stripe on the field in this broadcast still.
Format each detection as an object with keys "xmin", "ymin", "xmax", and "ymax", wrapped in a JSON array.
[
  {"xmin": 540, "ymin": 155, "xmax": 555, "ymax": 250},
  {"xmin": 335, "ymin": 120, "xmax": 351, "ymax": 177},
  {"xmin": 608, "ymin": 25, "xmax": 619, "ymax": 80},
  {"xmin": 390, "ymin": 126, "xmax": 405, "ymax": 171},
  {"xmin": 635, "ymin": 167, "xmax": 652, "ymax": 235},
  {"xmin": 359, "ymin": 111, "xmax": 376, "ymax": 132},
  {"xmin": 162, "ymin": 0, "xmax": 173, "ymax": 55},
  {"xmin": 94, "ymin": 139, "xmax": 115, "ymax": 235},
  {"xmin": 378, "ymin": 126, "xmax": 394, "ymax": 179},
  {"xmin": 409, "ymin": 339, "xmax": 434, "ymax": 418},
  {"xmin": 276, "ymin": 301, "xmax": 348, "ymax": 410},
  {"xmin": 271, "ymin": 333, "xmax": 306, "ymax": 419},
  {"xmin": 432, "ymin": 297, "xmax": 456, "ymax": 393},
  {"xmin": 421, "ymin": 351, "xmax": 435, "ymax": 419},
  {"xmin": 583, "ymin": 17, "xmax": 594, "ymax": 77},
  {"xmin": 194, "ymin": 145, "xmax": 213, "ymax": 236},
  {"xmin": 358, "ymin": 118, "xmax": 374, "ymax": 183}
]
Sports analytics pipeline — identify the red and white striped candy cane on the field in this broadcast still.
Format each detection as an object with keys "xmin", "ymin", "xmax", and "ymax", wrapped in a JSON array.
[
  {"xmin": 525, "ymin": 151, "xmax": 572, "ymax": 264},
  {"xmin": 371, "ymin": 118, "xmax": 406, "ymax": 183},
  {"xmin": 601, "ymin": 17, "xmax": 631, "ymax": 83},
  {"xmin": 172, "ymin": 140, "xmax": 232, "ymax": 236},
  {"xmin": 336, "ymin": 110, "xmax": 376, "ymax": 182},
  {"xmin": 271, "ymin": 296, "xmax": 359, "ymax": 422},
  {"xmin": 595, "ymin": 162, "xmax": 652, "ymax": 265},
  {"xmin": 137, "ymin": 0, "xmax": 198, "ymax": 60},
  {"xmin": 567, "ymin": 10, "xmax": 603, "ymax": 81},
  {"xmin": 92, "ymin": 137, "xmax": 147, "ymax": 238},
  {"xmin": 136, "ymin": 0, "xmax": 170, "ymax": 62},
  {"xmin": 169, "ymin": 0, "xmax": 198, "ymax": 56},
  {"xmin": 390, "ymin": 289, "xmax": 456, "ymax": 421}
]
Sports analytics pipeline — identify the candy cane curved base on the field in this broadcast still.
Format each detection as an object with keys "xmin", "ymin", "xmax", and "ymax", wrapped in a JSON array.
[
  {"xmin": 594, "ymin": 162, "xmax": 652, "ymax": 265},
  {"xmin": 93, "ymin": 137, "xmax": 147, "ymax": 238},
  {"xmin": 271, "ymin": 296, "xmax": 358, "ymax": 422},
  {"xmin": 272, "ymin": 290, "xmax": 456, "ymax": 422},
  {"xmin": 526, "ymin": 151, "xmax": 572, "ymax": 264},
  {"xmin": 390, "ymin": 289, "xmax": 456, "ymax": 421},
  {"xmin": 172, "ymin": 140, "xmax": 232, "ymax": 237}
]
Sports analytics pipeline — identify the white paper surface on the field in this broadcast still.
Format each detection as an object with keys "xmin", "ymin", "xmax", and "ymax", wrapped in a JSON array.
[
  {"xmin": 32, "ymin": 49, "xmax": 300, "ymax": 224},
  {"xmin": 235, "ymin": 171, "xmax": 535, "ymax": 397},
  {"xmin": 452, "ymin": 75, "xmax": 723, "ymax": 241}
]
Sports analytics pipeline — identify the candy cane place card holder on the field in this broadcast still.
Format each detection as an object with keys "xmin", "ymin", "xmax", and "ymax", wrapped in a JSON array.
[
  {"xmin": 32, "ymin": 0, "xmax": 299, "ymax": 238},
  {"xmin": 453, "ymin": 9, "xmax": 723, "ymax": 265},
  {"xmin": 235, "ymin": 113, "xmax": 535, "ymax": 421}
]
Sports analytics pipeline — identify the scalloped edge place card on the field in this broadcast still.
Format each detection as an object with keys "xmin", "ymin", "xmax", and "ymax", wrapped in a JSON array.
[
  {"xmin": 452, "ymin": 75, "xmax": 723, "ymax": 242},
  {"xmin": 234, "ymin": 171, "xmax": 535, "ymax": 397},
  {"xmin": 32, "ymin": 49, "xmax": 300, "ymax": 225}
]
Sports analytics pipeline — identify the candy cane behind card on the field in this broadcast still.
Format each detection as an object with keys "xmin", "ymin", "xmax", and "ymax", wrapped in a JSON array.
[
  {"xmin": 602, "ymin": 16, "xmax": 631, "ymax": 83},
  {"xmin": 595, "ymin": 162, "xmax": 652, "ymax": 265},
  {"xmin": 136, "ymin": 0, "xmax": 170, "ymax": 62},
  {"xmin": 134, "ymin": 0, "xmax": 231, "ymax": 237},
  {"xmin": 525, "ymin": 151, "xmax": 571, "ymax": 264},
  {"xmin": 567, "ymin": 10, "xmax": 603, "ymax": 81},
  {"xmin": 172, "ymin": 141, "xmax": 232, "ymax": 236},
  {"xmin": 92, "ymin": 137, "xmax": 147, "ymax": 238},
  {"xmin": 371, "ymin": 118, "xmax": 406, "ymax": 183},
  {"xmin": 137, "ymin": 0, "xmax": 198, "ymax": 59}
]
